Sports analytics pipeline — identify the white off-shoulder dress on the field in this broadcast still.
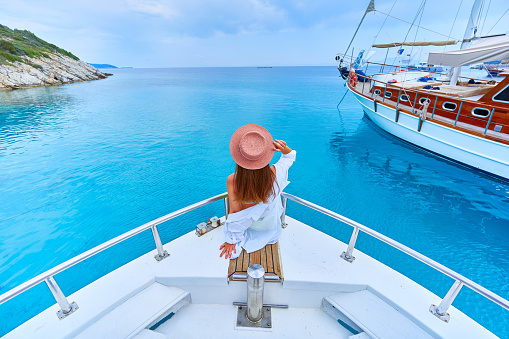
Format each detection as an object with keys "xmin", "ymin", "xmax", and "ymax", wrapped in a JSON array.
[{"xmin": 224, "ymin": 150, "xmax": 297, "ymax": 259}]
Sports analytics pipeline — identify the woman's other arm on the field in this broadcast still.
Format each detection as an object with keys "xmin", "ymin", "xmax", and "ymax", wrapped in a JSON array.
[{"xmin": 220, "ymin": 174, "xmax": 242, "ymax": 259}]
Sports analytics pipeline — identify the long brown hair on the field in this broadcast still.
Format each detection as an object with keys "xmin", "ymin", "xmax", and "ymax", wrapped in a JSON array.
[{"xmin": 234, "ymin": 164, "xmax": 279, "ymax": 203}]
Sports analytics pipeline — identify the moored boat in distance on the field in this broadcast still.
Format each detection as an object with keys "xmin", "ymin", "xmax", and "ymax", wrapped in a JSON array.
[
  {"xmin": 409, "ymin": 62, "xmax": 445, "ymax": 73},
  {"xmin": 485, "ymin": 66, "xmax": 506, "ymax": 76},
  {"xmin": 0, "ymin": 192, "xmax": 508, "ymax": 338}
]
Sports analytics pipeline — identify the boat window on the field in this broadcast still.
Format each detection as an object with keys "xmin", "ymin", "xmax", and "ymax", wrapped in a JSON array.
[
  {"xmin": 442, "ymin": 102, "xmax": 457, "ymax": 111},
  {"xmin": 471, "ymin": 107, "xmax": 491, "ymax": 118},
  {"xmin": 384, "ymin": 91, "xmax": 392, "ymax": 98},
  {"xmin": 400, "ymin": 94, "xmax": 410, "ymax": 102},
  {"xmin": 419, "ymin": 98, "xmax": 431, "ymax": 105},
  {"xmin": 493, "ymin": 84, "xmax": 509, "ymax": 103},
  {"xmin": 374, "ymin": 89, "xmax": 381, "ymax": 96}
]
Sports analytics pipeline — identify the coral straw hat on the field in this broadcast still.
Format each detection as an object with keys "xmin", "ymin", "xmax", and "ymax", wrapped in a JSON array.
[{"xmin": 230, "ymin": 124, "xmax": 274, "ymax": 170}]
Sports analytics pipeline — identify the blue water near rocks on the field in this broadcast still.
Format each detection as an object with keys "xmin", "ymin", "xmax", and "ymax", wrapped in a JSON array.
[{"xmin": 0, "ymin": 66, "xmax": 508, "ymax": 337}]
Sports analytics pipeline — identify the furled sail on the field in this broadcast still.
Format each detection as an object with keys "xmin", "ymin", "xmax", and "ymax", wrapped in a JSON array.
[
  {"xmin": 372, "ymin": 40, "xmax": 457, "ymax": 48},
  {"xmin": 427, "ymin": 34, "xmax": 509, "ymax": 66}
]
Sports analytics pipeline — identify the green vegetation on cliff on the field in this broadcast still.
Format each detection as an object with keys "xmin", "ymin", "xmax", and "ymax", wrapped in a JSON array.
[{"xmin": 0, "ymin": 24, "xmax": 79, "ymax": 65}]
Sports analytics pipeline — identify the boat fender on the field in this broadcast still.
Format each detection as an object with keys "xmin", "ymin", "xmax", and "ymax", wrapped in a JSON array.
[{"xmin": 349, "ymin": 73, "xmax": 357, "ymax": 87}]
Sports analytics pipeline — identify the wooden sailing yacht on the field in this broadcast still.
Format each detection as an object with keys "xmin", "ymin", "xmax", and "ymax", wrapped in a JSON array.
[{"xmin": 339, "ymin": 0, "xmax": 509, "ymax": 181}]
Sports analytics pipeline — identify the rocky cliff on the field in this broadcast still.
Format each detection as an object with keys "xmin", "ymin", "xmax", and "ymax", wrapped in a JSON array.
[
  {"xmin": 0, "ymin": 24, "xmax": 108, "ymax": 90},
  {"xmin": 0, "ymin": 53, "xmax": 108, "ymax": 89}
]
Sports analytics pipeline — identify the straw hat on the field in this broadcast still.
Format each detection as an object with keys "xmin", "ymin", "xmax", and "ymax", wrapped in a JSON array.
[{"xmin": 230, "ymin": 124, "xmax": 274, "ymax": 170}]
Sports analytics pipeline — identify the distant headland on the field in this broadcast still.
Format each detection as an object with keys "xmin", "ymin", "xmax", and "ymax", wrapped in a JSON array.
[
  {"xmin": 0, "ymin": 24, "xmax": 109, "ymax": 90},
  {"xmin": 88, "ymin": 63, "xmax": 133, "ymax": 69}
]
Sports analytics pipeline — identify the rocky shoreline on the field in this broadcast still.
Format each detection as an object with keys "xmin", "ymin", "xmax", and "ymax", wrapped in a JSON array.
[{"xmin": 0, "ymin": 53, "xmax": 109, "ymax": 90}]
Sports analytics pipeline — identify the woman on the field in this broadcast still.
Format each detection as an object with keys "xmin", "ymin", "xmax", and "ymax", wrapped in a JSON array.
[{"xmin": 220, "ymin": 124, "xmax": 296, "ymax": 259}]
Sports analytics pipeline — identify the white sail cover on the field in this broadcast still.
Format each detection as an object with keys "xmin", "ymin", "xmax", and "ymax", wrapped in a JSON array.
[{"xmin": 427, "ymin": 34, "xmax": 509, "ymax": 66}]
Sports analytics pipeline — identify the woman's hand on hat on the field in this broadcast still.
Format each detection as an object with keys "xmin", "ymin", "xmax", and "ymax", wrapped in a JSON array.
[
  {"xmin": 273, "ymin": 139, "xmax": 292, "ymax": 155},
  {"xmin": 220, "ymin": 242, "xmax": 237, "ymax": 259}
]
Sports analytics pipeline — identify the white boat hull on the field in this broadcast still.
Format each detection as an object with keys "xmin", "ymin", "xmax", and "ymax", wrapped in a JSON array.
[{"xmin": 351, "ymin": 90, "xmax": 509, "ymax": 180}]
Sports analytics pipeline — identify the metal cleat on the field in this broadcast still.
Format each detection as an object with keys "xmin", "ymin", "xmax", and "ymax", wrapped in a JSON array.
[{"xmin": 195, "ymin": 217, "xmax": 224, "ymax": 236}]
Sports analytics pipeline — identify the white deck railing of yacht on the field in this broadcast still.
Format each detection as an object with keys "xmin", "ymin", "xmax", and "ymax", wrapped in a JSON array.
[{"xmin": 0, "ymin": 192, "xmax": 508, "ymax": 325}]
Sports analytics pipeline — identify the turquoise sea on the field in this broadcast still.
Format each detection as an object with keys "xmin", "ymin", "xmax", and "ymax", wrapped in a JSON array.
[{"xmin": 0, "ymin": 66, "xmax": 508, "ymax": 337}]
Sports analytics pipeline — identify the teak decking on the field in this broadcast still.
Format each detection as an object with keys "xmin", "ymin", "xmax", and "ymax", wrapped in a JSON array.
[{"xmin": 227, "ymin": 242, "xmax": 283, "ymax": 282}]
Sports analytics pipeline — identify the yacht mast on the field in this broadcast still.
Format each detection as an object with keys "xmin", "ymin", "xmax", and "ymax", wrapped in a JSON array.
[{"xmin": 450, "ymin": 0, "xmax": 484, "ymax": 85}]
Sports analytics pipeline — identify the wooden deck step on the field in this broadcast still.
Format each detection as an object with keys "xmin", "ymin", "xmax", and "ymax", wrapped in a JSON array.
[{"xmin": 228, "ymin": 242, "xmax": 283, "ymax": 282}]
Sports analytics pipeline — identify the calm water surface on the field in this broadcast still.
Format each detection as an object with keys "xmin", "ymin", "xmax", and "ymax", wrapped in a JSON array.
[{"xmin": 0, "ymin": 67, "xmax": 508, "ymax": 336}]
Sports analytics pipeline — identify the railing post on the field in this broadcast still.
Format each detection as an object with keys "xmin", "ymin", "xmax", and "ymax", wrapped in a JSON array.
[
  {"xmin": 431, "ymin": 96, "xmax": 438, "ymax": 119},
  {"xmin": 362, "ymin": 77, "xmax": 365, "ymax": 93},
  {"xmin": 45, "ymin": 276, "xmax": 78, "ymax": 319},
  {"xmin": 341, "ymin": 226, "xmax": 359, "ymax": 263},
  {"xmin": 383, "ymin": 84, "xmax": 387, "ymax": 102},
  {"xmin": 281, "ymin": 196, "xmax": 288, "ymax": 228},
  {"xmin": 430, "ymin": 280, "xmax": 464, "ymax": 322},
  {"xmin": 484, "ymin": 108, "xmax": 496, "ymax": 135},
  {"xmin": 224, "ymin": 196, "xmax": 230, "ymax": 220},
  {"xmin": 396, "ymin": 88, "xmax": 402, "ymax": 108},
  {"xmin": 151, "ymin": 225, "xmax": 169, "ymax": 261},
  {"xmin": 454, "ymin": 102, "xmax": 463, "ymax": 126}
]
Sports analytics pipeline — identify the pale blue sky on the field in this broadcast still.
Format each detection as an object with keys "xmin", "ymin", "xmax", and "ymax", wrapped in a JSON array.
[{"xmin": 0, "ymin": 0, "xmax": 507, "ymax": 68}]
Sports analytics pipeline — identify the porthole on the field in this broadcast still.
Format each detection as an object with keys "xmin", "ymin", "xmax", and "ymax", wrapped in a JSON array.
[
  {"xmin": 384, "ymin": 91, "xmax": 392, "ymax": 98},
  {"xmin": 442, "ymin": 102, "xmax": 457, "ymax": 111},
  {"xmin": 374, "ymin": 89, "xmax": 381, "ymax": 96},
  {"xmin": 400, "ymin": 94, "xmax": 410, "ymax": 102},
  {"xmin": 471, "ymin": 107, "xmax": 491, "ymax": 118},
  {"xmin": 419, "ymin": 98, "xmax": 431, "ymax": 105}
]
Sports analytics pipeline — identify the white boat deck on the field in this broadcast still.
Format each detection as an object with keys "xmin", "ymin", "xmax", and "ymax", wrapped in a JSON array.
[{"xmin": 3, "ymin": 216, "xmax": 496, "ymax": 338}]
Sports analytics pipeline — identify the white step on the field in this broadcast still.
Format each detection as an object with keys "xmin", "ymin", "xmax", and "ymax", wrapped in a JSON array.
[
  {"xmin": 74, "ymin": 282, "xmax": 190, "ymax": 339},
  {"xmin": 132, "ymin": 329, "xmax": 166, "ymax": 339},
  {"xmin": 324, "ymin": 290, "xmax": 433, "ymax": 339},
  {"xmin": 154, "ymin": 303, "xmax": 354, "ymax": 338}
]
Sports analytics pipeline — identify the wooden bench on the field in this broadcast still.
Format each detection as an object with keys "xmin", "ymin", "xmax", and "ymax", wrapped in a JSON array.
[{"xmin": 228, "ymin": 242, "xmax": 283, "ymax": 282}]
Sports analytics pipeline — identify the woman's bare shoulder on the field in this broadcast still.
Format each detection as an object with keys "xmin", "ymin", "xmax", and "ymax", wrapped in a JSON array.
[
  {"xmin": 227, "ymin": 173, "xmax": 235, "ymax": 185},
  {"xmin": 227, "ymin": 174, "xmax": 236, "ymax": 195}
]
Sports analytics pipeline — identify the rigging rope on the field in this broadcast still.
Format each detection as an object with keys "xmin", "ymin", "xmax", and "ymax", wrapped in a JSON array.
[
  {"xmin": 366, "ymin": 0, "xmax": 399, "ymax": 60},
  {"xmin": 486, "ymin": 7, "xmax": 509, "ymax": 35},
  {"xmin": 438, "ymin": 0, "xmax": 463, "ymax": 68},
  {"xmin": 389, "ymin": 0, "xmax": 426, "ymax": 72},
  {"xmin": 375, "ymin": 10, "xmax": 459, "ymax": 40},
  {"xmin": 479, "ymin": 0, "xmax": 492, "ymax": 37},
  {"xmin": 409, "ymin": 4, "xmax": 426, "ymax": 64}
]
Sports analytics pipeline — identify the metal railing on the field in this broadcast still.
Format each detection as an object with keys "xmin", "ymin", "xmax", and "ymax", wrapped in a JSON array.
[
  {"xmin": 0, "ymin": 192, "xmax": 229, "ymax": 318},
  {"xmin": 280, "ymin": 192, "xmax": 509, "ymax": 322},
  {"xmin": 1, "ymin": 191, "xmax": 508, "ymax": 325}
]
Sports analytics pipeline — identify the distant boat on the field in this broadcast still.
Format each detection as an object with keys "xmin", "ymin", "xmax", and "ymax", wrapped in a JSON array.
[
  {"xmin": 485, "ymin": 66, "xmax": 506, "ymax": 76},
  {"xmin": 409, "ymin": 62, "xmax": 444, "ymax": 72}
]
